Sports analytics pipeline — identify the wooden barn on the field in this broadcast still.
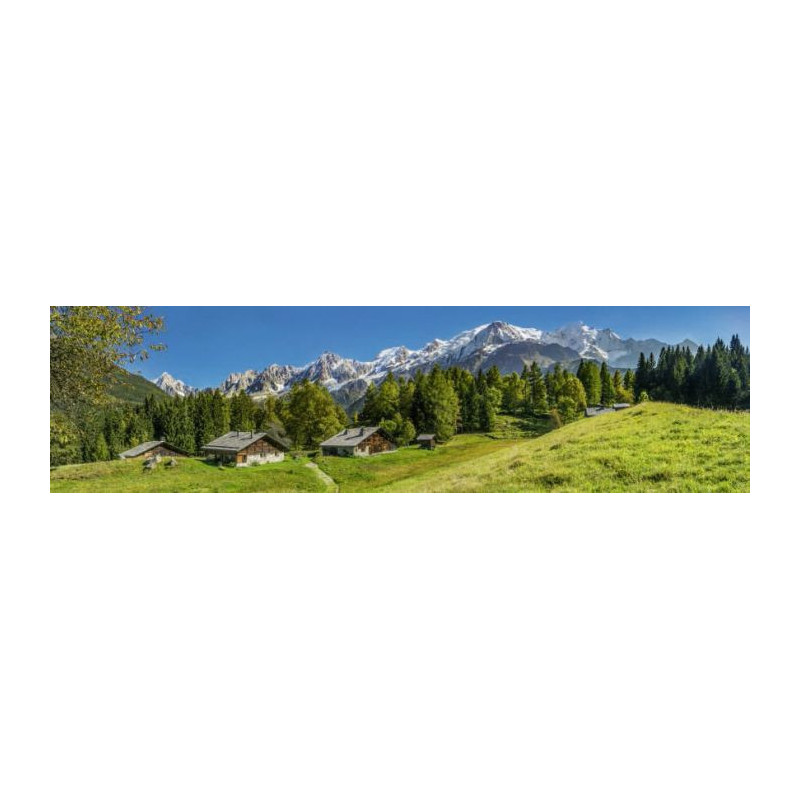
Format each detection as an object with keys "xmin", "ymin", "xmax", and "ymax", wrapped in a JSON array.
[
  {"xmin": 119, "ymin": 440, "xmax": 189, "ymax": 460},
  {"xmin": 416, "ymin": 434, "xmax": 436, "ymax": 450},
  {"xmin": 203, "ymin": 428, "xmax": 291, "ymax": 466},
  {"xmin": 320, "ymin": 427, "xmax": 396, "ymax": 457}
]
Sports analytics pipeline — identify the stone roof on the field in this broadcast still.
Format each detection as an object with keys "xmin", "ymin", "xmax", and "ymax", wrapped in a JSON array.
[
  {"xmin": 203, "ymin": 428, "xmax": 291, "ymax": 453},
  {"xmin": 119, "ymin": 440, "xmax": 187, "ymax": 458},
  {"xmin": 416, "ymin": 434, "xmax": 436, "ymax": 441},
  {"xmin": 585, "ymin": 406, "xmax": 615, "ymax": 417}
]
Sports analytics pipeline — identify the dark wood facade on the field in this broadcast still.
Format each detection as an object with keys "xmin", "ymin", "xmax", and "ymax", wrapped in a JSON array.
[
  {"xmin": 210, "ymin": 439, "xmax": 285, "ymax": 465},
  {"xmin": 321, "ymin": 429, "xmax": 396, "ymax": 457},
  {"xmin": 234, "ymin": 438, "xmax": 284, "ymax": 465},
  {"xmin": 355, "ymin": 431, "xmax": 395, "ymax": 456}
]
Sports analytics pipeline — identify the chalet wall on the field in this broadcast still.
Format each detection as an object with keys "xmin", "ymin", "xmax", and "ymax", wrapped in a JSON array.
[
  {"xmin": 237, "ymin": 438, "xmax": 285, "ymax": 466},
  {"xmin": 355, "ymin": 432, "xmax": 396, "ymax": 457}
]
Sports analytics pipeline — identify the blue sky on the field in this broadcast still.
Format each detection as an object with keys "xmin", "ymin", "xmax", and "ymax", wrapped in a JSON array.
[{"xmin": 138, "ymin": 306, "xmax": 750, "ymax": 387}]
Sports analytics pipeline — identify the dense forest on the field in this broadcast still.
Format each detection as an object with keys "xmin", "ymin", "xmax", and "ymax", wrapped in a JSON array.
[
  {"xmin": 633, "ymin": 335, "xmax": 749, "ymax": 409},
  {"xmin": 51, "ymin": 335, "xmax": 749, "ymax": 466}
]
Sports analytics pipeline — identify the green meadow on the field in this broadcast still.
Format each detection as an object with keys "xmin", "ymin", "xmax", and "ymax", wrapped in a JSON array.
[
  {"xmin": 50, "ymin": 404, "xmax": 749, "ymax": 494},
  {"xmin": 379, "ymin": 403, "xmax": 750, "ymax": 493},
  {"xmin": 50, "ymin": 455, "xmax": 323, "ymax": 493}
]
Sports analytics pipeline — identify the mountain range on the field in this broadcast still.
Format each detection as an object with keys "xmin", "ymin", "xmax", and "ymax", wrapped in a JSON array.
[{"xmin": 152, "ymin": 321, "xmax": 698, "ymax": 409}]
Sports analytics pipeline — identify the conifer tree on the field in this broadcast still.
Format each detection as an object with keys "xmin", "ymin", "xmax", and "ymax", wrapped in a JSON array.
[
  {"xmin": 577, "ymin": 360, "xmax": 601, "ymax": 406},
  {"xmin": 360, "ymin": 383, "xmax": 380, "ymax": 425},
  {"xmin": 600, "ymin": 362, "xmax": 615, "ymax": 406},
  {"xmin": 209, "ymin": 390, "xmax": 230, "ymax": 437},
  {"xmin": 417, "ymin": 365, "xmax": 460, "ymax": 440},
  {"xmin": 527, "ymin": 362, "xmax": 549, "ymax": 416}
]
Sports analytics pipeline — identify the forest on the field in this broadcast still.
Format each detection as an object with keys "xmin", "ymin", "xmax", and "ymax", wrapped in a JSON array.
[{"xmin": 50, "ymin": 336, "xmax": 749, "ymax": 467}]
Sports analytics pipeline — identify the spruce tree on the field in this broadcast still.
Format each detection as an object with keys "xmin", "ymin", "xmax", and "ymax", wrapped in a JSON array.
[
  {"xmin": 577, "ymin": 360, "xmax": 601, "ymax": 406},
  {"xmin": 600, "ymin": 362, "xmax": 615, "ymax": 406},
  {"xmin": 527, "ymin": 362, "xmax": 549, "ymax": 416}
]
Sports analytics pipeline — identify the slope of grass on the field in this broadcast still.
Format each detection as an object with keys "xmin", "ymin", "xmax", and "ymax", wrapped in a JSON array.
[
  {"xmin": 383, "ymin": 404, "xmax": 749, "ymax": 493},
  {"xmin": 50, "ymin": 457, "xmax": 323, "ymax": 493}
]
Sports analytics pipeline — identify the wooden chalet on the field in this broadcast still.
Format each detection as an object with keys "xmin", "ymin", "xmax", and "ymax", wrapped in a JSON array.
[
  {"xmin": 119, "ymin": 440, "xmax": 189, "ymax": 460},
  {"xmin": 320, "ymin": 427, "xmax": 396, "ymax": 457},
  {"xmin": 203, "ymin": 428, "xmax": 291, "ymax": 466},
  {"xmin": 416, "ymin": 434, "xmax": 436, "ymax": 450}
]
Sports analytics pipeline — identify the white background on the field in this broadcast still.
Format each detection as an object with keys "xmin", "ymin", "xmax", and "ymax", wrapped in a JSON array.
[{"xmin": 2, "ymin": 0, "xmax": 798, "ymax": 797}]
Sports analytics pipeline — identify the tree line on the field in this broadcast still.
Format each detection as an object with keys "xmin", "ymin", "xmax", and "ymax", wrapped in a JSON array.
[
  {"xmin": 357, "ymin": 360, "xmax": 637, "ymax": 441},
  {"xmin": 633, "ymin": 335, "xmax": 749, "ymax": 409},
  {"xmin": 50, "ymin": 380, "xmax": 348, "ymax": 466}
]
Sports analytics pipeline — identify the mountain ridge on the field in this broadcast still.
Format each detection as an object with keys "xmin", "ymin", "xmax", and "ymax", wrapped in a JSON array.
[{"xmin": 152, "ymin": 321, "xmax": 698, "ymax": 405}]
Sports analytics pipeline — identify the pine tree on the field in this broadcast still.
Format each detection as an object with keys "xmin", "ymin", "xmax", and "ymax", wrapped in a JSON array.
[
  {"xmin": 210, "ymin": 390, "xmax": 230, "ymax": 437},
  {"xmin": 577, "ymin": 360, "xmax": 601, "ymax": 406},
  {"xmin": 417, "ymin": 365, "xmax": 460, "ymax": 440},
  {"xmin": 501, "ymin": 372, "xmax": 526, "ymax": 414},
  {"xmin": 623, "ymin": 370, "xmax": 634, "ymax": 391},
  {"xmin": 527, "ymin": 362, "xmax": 549, "ymax": 416},
  {"xmin": 486, "ymin": 365, "xmax": 503, "ymax": 391},
  {"xmin": 87, "ymin": 431, "xmax": 110, "ymax": 462},
  {"xmin": 361, "ymin": 383, "xmax": 380, "ymax": 425},
  {"xmin": 600, "ymin": 362, "xmax": 615, "ymax": 406},
  {"xmin": 375, "ymin": 372, "xmax": 400, "ymax": 420},
  {"xmin": 193, "ymin": 392, "xmax": 215, "ymax": 450},
  {"xmin": 230, "ymin": 390, "xmax": 255, "ymax": 431}
]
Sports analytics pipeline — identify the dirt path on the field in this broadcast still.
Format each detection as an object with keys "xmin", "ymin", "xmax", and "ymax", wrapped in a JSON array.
[{"xmin": 305, "ymin": 461, "xmax": 338, "ymax": 492}]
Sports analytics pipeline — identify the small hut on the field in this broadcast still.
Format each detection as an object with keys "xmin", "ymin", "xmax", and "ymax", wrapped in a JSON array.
[
  {"xmin": 416, "ymin": 434, "xmax": 436, "ymax": 450},
  {"xmin": 119, "ymin": 441, "xmax": 189, "ymax": 460}
]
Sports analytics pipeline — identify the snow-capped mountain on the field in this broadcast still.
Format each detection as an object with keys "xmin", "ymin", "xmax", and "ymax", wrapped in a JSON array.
[
  {"xmin": 153, "ymin": 372, "xmax": 196, "ymax": 397},
  {"xmin": 152, "ymin": 321, "xmax": 697, "ymax": 409}
]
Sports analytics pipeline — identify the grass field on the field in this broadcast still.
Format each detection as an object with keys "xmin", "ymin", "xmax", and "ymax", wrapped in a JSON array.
[
  {"xmin": 50, "ymin": 404, "xmax": 749, "ymax": 493},
  {"xmin": 316, "ymin": 434, "xmax": 521, "ymax": 492},
  {"xmin": 383, "ymin": 403, "xmax": 750, "ymax": 493},
  {"xmin": 50, "ymin": 456, "xmax": 324, "ymax": 493}
]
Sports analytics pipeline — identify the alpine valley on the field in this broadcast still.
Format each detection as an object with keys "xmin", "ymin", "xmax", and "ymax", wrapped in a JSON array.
[{"xmin": 152, "ymin": 321, "xmax": 698, "ymax": 410}]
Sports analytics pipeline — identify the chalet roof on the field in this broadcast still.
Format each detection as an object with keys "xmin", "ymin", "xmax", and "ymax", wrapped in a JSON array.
[
  {"xmin": 203, "ymin": 428, "xmax": 291, "ymax": 453},
  {"xmin": 416, "ymin": 434, "xmax": 436, "ymax": 441},
  {"xmin": 320, "ymin": 427, "xmax": 385, "ymax": 448},
  {"xmin": 585, "ymin": 406, "xmax": 615, "ymax": 417},
  {"xmin": 613, "ymin": 403, "xmax": 631, "ymax": 409},
  {"xmin": 119, "ymin": 440, "xmax": 188, "ymax": 458}
]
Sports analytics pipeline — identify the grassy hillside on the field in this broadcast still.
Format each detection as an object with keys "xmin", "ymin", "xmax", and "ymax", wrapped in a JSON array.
[
  {"xmin": 381, "ymin": 403, "xmax": 750, "ymax": 493},
  {"xmin": 50, "ymin": 457, "xmax": 324, "ymax": 493}
]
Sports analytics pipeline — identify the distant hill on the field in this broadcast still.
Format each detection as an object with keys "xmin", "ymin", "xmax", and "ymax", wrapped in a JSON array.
[{"xmin": 105, "ymin": 368, "xmax": 167, "ymax": 403}]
